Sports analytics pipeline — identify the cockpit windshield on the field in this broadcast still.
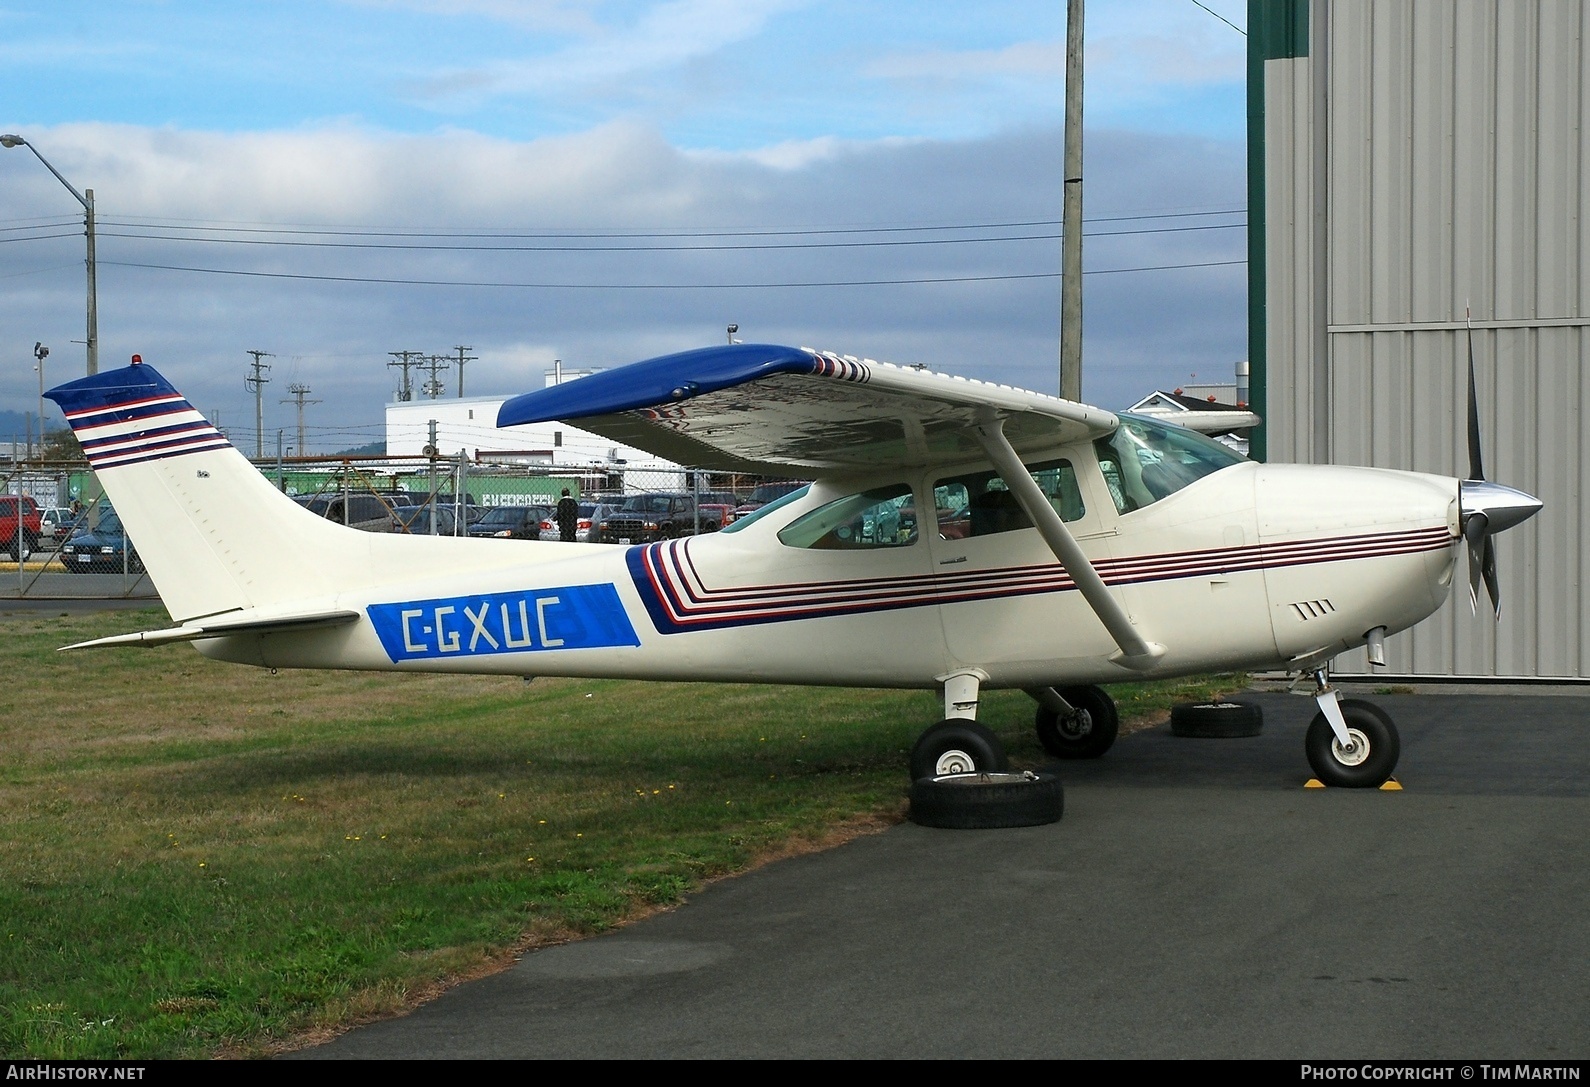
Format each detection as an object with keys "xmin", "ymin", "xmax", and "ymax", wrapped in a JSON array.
[{"xmin": 1094, "ymin": 413, "xmax": 1246, "ymax": 514}]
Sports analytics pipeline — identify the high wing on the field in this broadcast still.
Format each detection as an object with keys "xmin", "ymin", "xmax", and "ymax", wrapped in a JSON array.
[{"xmin": 497, "ymin": 344, "xmax": 1119, "ymax": 474}]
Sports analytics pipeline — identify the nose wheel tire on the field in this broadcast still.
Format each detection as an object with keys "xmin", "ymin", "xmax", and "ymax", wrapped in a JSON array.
[
  {"xmin": 1034, "ymin": 685, "xmax": 1119, "ymax": 758},
  {"xmin": 909, "ymin": 719, "xmax": 1009, "ymax": 781},
  {"xmin": 1305, "ymin": 699, "xmax": 1400, "ymax": 787}
]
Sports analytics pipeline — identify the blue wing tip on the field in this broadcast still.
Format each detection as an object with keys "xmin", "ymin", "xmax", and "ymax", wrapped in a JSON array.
[{"xmin": 498, "ymin": 343, "xmax": 816, "ymax": 428}]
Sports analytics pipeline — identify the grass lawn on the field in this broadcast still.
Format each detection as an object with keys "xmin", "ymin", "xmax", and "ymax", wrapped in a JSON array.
[{"xmin": 0, "ymin": 608, "xmax": 1244, "ymax": 1058}]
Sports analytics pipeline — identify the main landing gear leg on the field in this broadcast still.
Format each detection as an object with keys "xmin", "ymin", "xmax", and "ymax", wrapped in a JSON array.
[
  {"xmin": 1304, "ymin": 668, "xmax": 1401, "ymax": 787},
  {"xmin": 1027, "ymin": 685, "xmax": 1119, "ymax": 759},
  {"xmin": 906, "ymin": 670, "xmax": 1065, "ymax": 829},
  {"xmin": 908, "ymin": 670, "xmax": 1009, "ymax": 780}
]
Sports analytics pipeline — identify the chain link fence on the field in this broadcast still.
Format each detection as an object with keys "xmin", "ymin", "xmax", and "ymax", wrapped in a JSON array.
[{"xmin": 0, "ymin": 455, "xmax": 802, "ymax": 601}]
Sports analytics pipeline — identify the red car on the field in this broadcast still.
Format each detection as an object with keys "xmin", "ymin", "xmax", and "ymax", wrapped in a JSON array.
[{"xmin": 0, "ymin": 495, "xmax": 43, "ymax": 554}]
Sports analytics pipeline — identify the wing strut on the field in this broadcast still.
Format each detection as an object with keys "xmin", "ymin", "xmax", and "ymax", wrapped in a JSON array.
[{"xmin": 972, "ymin": 412, "xmax": 1164, "ymax": 670}]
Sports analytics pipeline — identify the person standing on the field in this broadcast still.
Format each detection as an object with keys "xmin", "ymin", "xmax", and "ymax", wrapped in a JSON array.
[{"xmin": 556, "ymin": 488, "xmax": 580, "ymax": 542}]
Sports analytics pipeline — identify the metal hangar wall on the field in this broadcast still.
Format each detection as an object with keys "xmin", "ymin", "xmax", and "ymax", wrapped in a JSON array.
[{"xmin": 1250, "ymin": 0, "xmax": 1590, "ymax": 679}]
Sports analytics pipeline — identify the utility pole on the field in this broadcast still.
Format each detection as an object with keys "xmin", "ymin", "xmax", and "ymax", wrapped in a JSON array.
[
  {"xmin": 452, "ymin": 345, "xmax": 476, "ymax": 398},
  {"xmin": 244, "ymin": 350, "xmax": 273, "ymax": 459},
  {"xmin": 1059, "ymin": 0, "xmax": 1085, "ymax": 402},
  {"xmin": 427, "ymin": 419, "xmax": 440, "ymax": 536},
  {"xmin": 282, "ymin": 383, "xmax": 321, "ymax": 456},
  {"xmin": 420, "ymin": 354, "xmax": 450, "ymax": 400},
  {"xmin": 387, "ymin": 350, "xmax": 422, "ymax": 402}
]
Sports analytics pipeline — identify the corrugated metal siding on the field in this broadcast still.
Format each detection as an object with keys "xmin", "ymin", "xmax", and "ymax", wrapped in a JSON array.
[{"xmin": 1263, "ymin": 0, "xmax": 1590, "ymax": 677}]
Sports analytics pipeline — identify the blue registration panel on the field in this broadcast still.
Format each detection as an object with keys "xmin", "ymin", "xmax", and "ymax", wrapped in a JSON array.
[{"xmin": 367, "ymin": 584, "xmax": 640, "ymax": 663}]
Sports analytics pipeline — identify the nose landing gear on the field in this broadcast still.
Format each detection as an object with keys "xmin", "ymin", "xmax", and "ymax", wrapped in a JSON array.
[{"xmin": 1305, "ymin": 670, "xmax": 1400, "ymax": 787}]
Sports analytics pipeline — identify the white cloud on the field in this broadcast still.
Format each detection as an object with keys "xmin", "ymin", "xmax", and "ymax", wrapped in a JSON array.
[
  {"xmin": 342, "ymin": 0, "xmax": 604, "ymax": 34},
  {"xmin": 864, "ymin": 40, "xmax": 1064, "ymax": 85},
  {"xmin": 404, "ymin": 0, "xmax": 806, "ymax": 106},
  {"xmin": 2, "ymin": 118, "xmax": 1244, "ymax": 452}
]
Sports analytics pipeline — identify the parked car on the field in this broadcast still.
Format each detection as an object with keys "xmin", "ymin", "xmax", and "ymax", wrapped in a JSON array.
[
  {"xmin": 697, "ymin": 502, "xmax": 736, "ymax": 529},
  {"xmin": 732, "ymin": 481, "xmax": 810, "ymax": 519},
  {"xmin": 537, "ymin": 501, "xmax": 617, "ymax": 543},
  {"xmin": 0, "ymin": 495, "xmax": 42, "ymax": 556},
  {"xmin": 587, "ymin": 502, "xmax": 626, "ymax": 542},
  {"xmin": 391, "ymin": 505, "xmax": 461, "ymax": 536},
  {"xmin": 38, "ymin": 506, "xmax": 79, "ymax": 549},
  {"xmin": 297, "ymin": 492, "xmax": 415, "ymax": 532},
  {"xmin": 468, "ymin": 505, "xmax": 553, "ymax": 540},
  {"xmin": 59, "ymin": 508, "xmax": 142, "ymax": 573},
  {"xmin": 595, "ymin": 493, "xmax": 722, "ymax": 544}
]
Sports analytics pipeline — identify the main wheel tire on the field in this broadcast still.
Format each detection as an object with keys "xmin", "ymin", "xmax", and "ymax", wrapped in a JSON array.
[
  {"xmin": 1170, "ymin": 700, "xmax": 1264, "ymax": 738},
  {"xmin": 909, "ymin": 770, "xmax": 1065, "ymax": 829},
  {"xmin": 908, "ymin": 719, "xmax": 1009, "ymax": 781},
  {"xmin": 1305, "ymin": 699, "xmax": 1400, "ymax": 787},
  {"xmin": 1035, "ymin": 685, "xmax": 1119, "ymax": 759}
]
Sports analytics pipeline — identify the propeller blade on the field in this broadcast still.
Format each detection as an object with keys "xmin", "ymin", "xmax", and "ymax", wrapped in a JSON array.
[
  {"xmin": 1465, "ymin": 315, "xmax": 1485, "ymax": 482},
  {"xmin": 1464, "ymin": 510, "xmax": 1489, "ymax": 614},
  {"xmin": 1481, "ymin": 536, "xmax": 1501, "ymax": 618}
]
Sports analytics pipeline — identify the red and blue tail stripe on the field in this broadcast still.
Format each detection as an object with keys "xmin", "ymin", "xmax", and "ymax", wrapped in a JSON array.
[{"xmin": 45, "ymin": 362, "xmax": 232, "ymax": 471}]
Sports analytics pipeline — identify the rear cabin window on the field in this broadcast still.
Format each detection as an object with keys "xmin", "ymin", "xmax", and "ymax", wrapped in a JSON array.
[
  {"xmin": 931, "ymin": 460, "xmax": 1083, "ymax": 539},
  {"xmin": 777, "ymin": 484, "xmax": 917, "ymax": 550},
  {"xmin": 1093, "ymin": 414, "xmax": 1245, "ymax": 514}
]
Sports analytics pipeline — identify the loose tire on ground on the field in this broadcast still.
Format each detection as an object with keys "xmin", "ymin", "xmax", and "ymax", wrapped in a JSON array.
[
  {"xmin": 1169, "ymin": 700, "xmax": 1264, "ymax": 738},
  {"xmin": 1305, "ymin": 699, "xmax": 1400, "ymax": 787},
  {"xmin": 1035, "ymin": 685, "xmax": 1119, "ymax": 759},
  {"xmin": 908, "ymin": 719, "xmax": 1009, "ymax": 781},
  {"xmin": 908, "ymin": 770, "xmax": 1065, "ymax": 829}
]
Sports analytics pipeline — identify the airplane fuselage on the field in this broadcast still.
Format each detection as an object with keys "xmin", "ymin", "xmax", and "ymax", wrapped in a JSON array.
[{"xmin": 193, "ymin": 449, "xmax": 1461, "ymax": 691}]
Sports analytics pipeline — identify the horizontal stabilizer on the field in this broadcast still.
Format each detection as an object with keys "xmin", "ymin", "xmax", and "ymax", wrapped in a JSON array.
[{"xmin": 61, "ymin": 609, "xmax": 360, "ymax": 651}]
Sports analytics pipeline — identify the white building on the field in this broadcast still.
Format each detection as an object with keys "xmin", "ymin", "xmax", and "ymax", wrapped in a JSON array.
[{"xmin": 385, "ymin": 366, "xmax": 689, "ymax": 490}]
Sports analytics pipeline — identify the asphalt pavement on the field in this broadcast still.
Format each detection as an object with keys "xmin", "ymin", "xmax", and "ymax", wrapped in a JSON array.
[{"xmin": 294, "ymin": 687, "xmax": 1590, "ymax": 1060}]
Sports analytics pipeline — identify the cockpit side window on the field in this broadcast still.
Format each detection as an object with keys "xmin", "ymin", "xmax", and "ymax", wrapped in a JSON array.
[
  {"xmin": 931, "ymin": 459, "xmax": 1083, "ymax": 540},
  {"xmin": 1094, "ymin": 414, "xmax": 1245, "ymax": 514},
  {"xmin": 776, "ymin": 483, "xmax": 917, "ymax": 550}
]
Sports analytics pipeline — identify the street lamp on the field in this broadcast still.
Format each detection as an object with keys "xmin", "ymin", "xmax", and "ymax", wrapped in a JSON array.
[
  {"xmin": 33, "ymin": 342, "xmax": 48, "ymax": 456},
  {"xmin": 2, "ymin": 135, "xmax": 98, "ymax": 375}
]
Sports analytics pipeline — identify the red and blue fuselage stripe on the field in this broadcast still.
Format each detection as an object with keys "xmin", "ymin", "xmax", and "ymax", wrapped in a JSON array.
[{"xmin": 625, "ymin": 526, "xmax": 1454, "ymax": 633}]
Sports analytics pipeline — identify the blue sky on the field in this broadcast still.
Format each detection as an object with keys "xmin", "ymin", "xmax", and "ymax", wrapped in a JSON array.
[{"xmin": 1, "ymin": 0, "xmax": 1249, "ymax": 452}]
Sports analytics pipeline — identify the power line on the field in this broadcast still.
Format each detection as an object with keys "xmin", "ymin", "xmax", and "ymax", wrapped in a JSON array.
[
  {"xmin": 88, "ymin": 221, "xmax": 1242, "ymax": 254},
  {"xmin": 1189, "ymin": 0, "xmax": 1245, "ymax": 35},
  {"xmin": 97, "ymin": 207, "xmax": 1245, "ymax": 241},
  {"xmin": 104, "ymin": 257, "xmax": 1247, "ymax": 290}
]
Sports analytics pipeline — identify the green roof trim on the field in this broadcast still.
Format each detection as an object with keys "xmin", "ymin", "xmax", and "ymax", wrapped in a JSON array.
[
  {"xmin": 1257, "ymin": 0, "xmax": 1309, "ymax": 60},
  {"xmin": 1244, "ymin": 0, "xmax": 1306, "ymax": 463}
]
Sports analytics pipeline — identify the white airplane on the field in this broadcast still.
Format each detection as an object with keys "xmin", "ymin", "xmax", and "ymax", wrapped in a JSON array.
[{"xmin": 45, "ymin": 343, "xmax": 1540, "ymax": 797}]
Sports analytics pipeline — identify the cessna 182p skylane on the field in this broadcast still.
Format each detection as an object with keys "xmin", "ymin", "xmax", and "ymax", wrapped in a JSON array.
[{"xmin": 47, "ymin": 342, "xmax": 1540, "ymax": 807}]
